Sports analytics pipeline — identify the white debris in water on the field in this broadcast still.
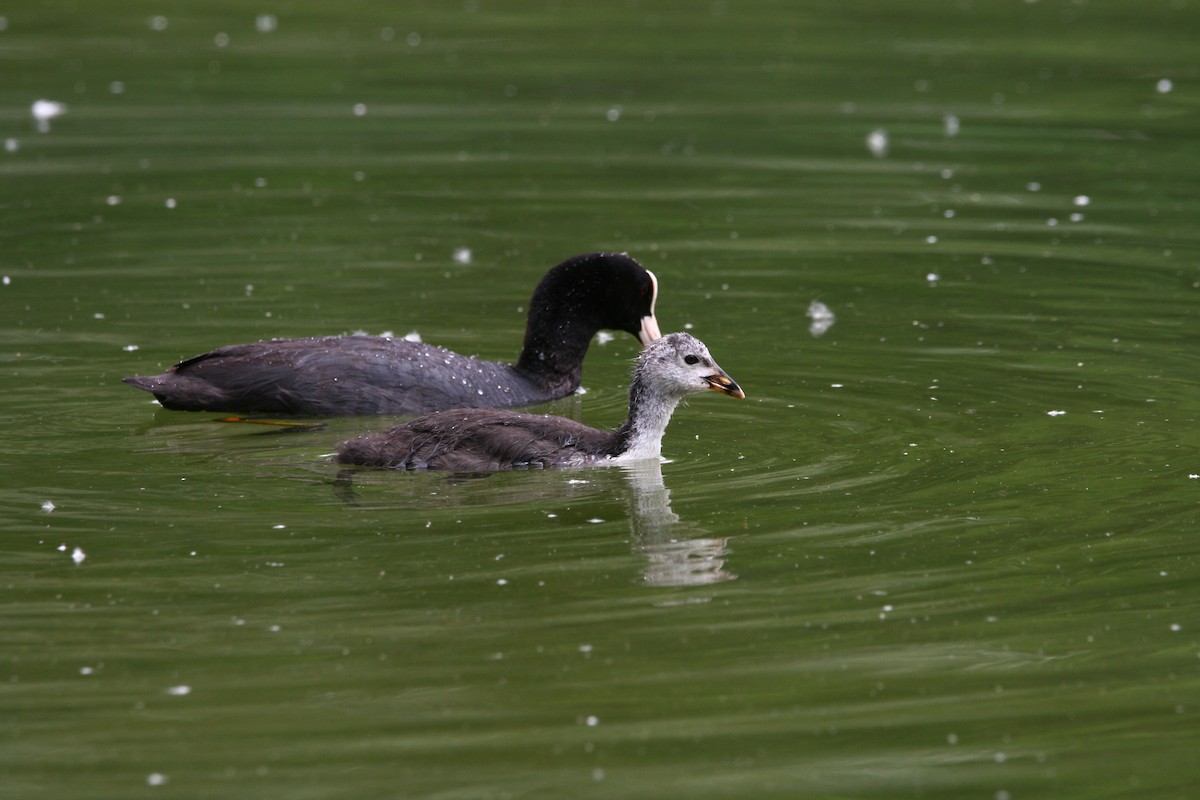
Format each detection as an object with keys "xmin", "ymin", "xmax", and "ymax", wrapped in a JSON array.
[
  {"xmin": 1047, "ymin": 410, "xmax": 1067, "ymax": 416},
  {"xmin": 496, "ymin": 578, "xmax": 508, "ymax": 586},
  {"xmin": 72, "ymin": 547, "xmax": 86, "ymax": 565},
  {"xmin": 272, "ymin": 524, "xmax": 286, "ymax": 530},
  {"xmin": 866, "ymin": 128, "xmax": 889, "ymax": 157},
  {"xmin": 1188, "ymin": 474, "xmax": 1199, "ymax": 480},
  {"xmin": 106, "ymin": 195, "xmax": 121, "ymax": 206},
  {"xmin": 403, "ymin": 330, "xmax": 422, "ymax": 342},
  {"xmin": 806, "ymin": 300, "xmax": 835, "ymax": 337},
  {"xmin": 146, "ymin": 773, "xmax": 168, "ymax": 787},
  {"xmin": 5, "ymin": 137, "xmax": 19, "ymax": 153},
  {"xmin": 255, "ymin": 14, "xmax": 278, "ymax": 33},
  {"xmin": 587, "ymin": 518, "xmax": 604, "ymax": 524},
  {"xmin": 944, "ymin": 113, "xmax": 960, "ymax": 137},
  {"xmin": 215, "ymin": 32, "xmax": 230, "ymax": 47},
  {"xmin": 925, "ymin": 235, "xmax": 938, "ymax": 244},
  {"xmin": 1026, "ymin": 181, "xmax": 1041, "ymax": 192},
  {"xmin": 1156, "ymin": 78, "xmax": 1174, "ymax": 94},
  {"xmin": 80, "ymin": 666, "xmax": 96, "ymax": 675},
  {"xmin": 31, "ymin": 99, "xmax": 67, "ymax": 133},
  {"xmin": 165, "ymin": 685, "xmax": 191, "ymax": 696},
  {"xmin": 606, "ymin": 106, "xmax": 621, "ymax": 122},
  {"xmin": 41, "ymin": 500, "xmax": 55, "ymax": 513},
  {"xmin": 452, "ymin": 247, "xmax": 472, "ymax": 264},
  {"xmin": 109, "ymin": 81, "xmax": 125, "ymax": 95},
  {"xmin": 353, "ymin": 103, "xmax": 368, "ymax": 117},
  {"xmin": 148, "ymin": 15, "xmax": 168, "ymax": 31},
  {"xmin": 2, "ymin": 275, "xmax": 10, "ymax": 285},
  {"xmin": 595, "ymin": 331, "xmax": 615, "ymax": 345},
  {"xmin": 1073, "ymin": 195, "xmax": 1090, "ymax": 207},
  {"xmin": 165, "ymin": 198, "xmax": 176, "ymax": 209},
  {"xmin": 585, "ymin": 715, "xmax": 600, "ymax": 727}
]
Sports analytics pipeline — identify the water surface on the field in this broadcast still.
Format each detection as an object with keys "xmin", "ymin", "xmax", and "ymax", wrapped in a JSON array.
[{"xmin": 3, "ymin": 2, "xmax": 1199, "ymax": 798}]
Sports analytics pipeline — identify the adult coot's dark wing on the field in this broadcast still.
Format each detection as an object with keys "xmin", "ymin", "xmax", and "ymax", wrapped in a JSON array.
[
  {"xmin": 336, "ymin": 409, "xmax": 617, "ymax": 471},
  {"xmin": 124, "ymin": 252, "xmax": 661, "ymax": 416},
  {"xmin": 124, "ymin": 337, "xmax": 543, "ymax": 416}
]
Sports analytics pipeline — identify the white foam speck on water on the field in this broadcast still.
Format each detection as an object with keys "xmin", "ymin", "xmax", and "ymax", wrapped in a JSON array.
[
  {"xmin": 944, "ymin": 113, "xmax": 960, "ymax": 136},
  {"xmin": 5, "ymin": 137, "xmax": 19, "ymax": 153},
  {"xmin": 595, "ymin": 331, "xmax": 615, "ymax": 345},
  {"xmin": 165, "ymin": 198, "xmax": 176, "ymax": 209},
  {"xmin": 272, "ymin": 524, "xmax": 286, "ymax": 530},
  {"xmin": 806, "ymin": 300, "xmax": 836, "ymax": 337},
  {"xmin": 453, "ymin": 247, "xmax": 472, "ymax": 264},
  {"xmin": 402, "ymin": 330, "xmax": 422, "ymax": 342},
  {"xmin": 1026, "ymin": 181, "xmax": 1041, "ymax": 192},
  {"xmin": 2, "ymin": 275, "xmax": 10, "ymax": 285},
  {"xmin": 1073, "ymin": 195, "xmax": 1090, "ymax": 207},
  {"xmin": 353, "ymin": 103, "xmax": 368, "ymax": 117},
  {"xmin": 926, "ymin": 272, "xmax": 940, "ymax": 285},
  {"xmin": 148, "ymin": 15, "xmax": 168, "ymax": 31},
  {"xmin": 106, "ymin": 195, "xmax": 121, "ymax": 206},
  {"xmin": 255, "ymin": 14, "xmax": 278, "ymax": 33},
  {"xmin": 606, "ymin": 106, "xmax": 621, "ymax": 122},
  {"xmin": 31, "ymin": 99, "xmax": 67, "ymax": 132},
  {"xmin": 1047, "ymin": 410, "xmax": 1067, "ymax": 416},
  {"xmin": 166, "ymin": 685, "xmax": 191, "ymax": 696},
  {"xmin": 71, "ymin": 547, "xmax": 86, "ymax": 565},
  {"xmin": 146, "ymin": 773, "xmax": 168, "ymax": 787},
  {"xmin": 215, "ymin": 32, "xmax": 230, "ymax": 47},
  {"xmin": 866, "ymin": 128, "xmax": 889, "ymax": 157},
  {"xmin": 587, "ymin": 518, "xmax": 604, "ymax": 524},
  {"xmin": 1156, "ymin": 78, "xmax": 1173, "ymax": 94}
]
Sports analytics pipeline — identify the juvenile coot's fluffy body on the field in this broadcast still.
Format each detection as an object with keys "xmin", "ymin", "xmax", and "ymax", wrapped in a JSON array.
[
  {"xmin": 123, "ymin": 252, "xmax": 661, "ymax": 416},
  {"xmin": 336, "ymin": 332, "xmax": 744, "ymax": 471}
]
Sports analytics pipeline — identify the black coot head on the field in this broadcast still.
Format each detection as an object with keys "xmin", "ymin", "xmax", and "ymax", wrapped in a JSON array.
[{"xmin": 528, "ymin": 252, "xmax": 661, "ymax": 345}]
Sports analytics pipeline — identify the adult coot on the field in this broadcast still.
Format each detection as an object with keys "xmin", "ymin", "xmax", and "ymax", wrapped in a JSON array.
[
  {"xmin": 335, "ymin": 332, "xmax": 743, "ymax": 471},
  {"xmin": 123, "ymin": 252, "xmax": 661, "ymax": 416}
]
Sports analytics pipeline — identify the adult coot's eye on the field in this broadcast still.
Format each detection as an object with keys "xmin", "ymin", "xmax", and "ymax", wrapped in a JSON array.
[{"xmin": 684, "ymin": 354, "xmax": 700, "ymax": 365}]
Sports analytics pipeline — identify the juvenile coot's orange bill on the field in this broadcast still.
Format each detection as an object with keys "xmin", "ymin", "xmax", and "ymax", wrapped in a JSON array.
[{"xmin": 704, "ymin": 373, "xmax": 745, "ymax": 399}]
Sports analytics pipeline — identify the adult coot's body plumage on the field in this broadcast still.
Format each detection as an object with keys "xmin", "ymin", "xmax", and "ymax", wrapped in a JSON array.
[
  {"xmin": 336, "ymin": 332, "xmax": 743, "ymax": 471},
  {"xmin": 123, "ymin": 252, "xmax": 661, "ymax": 416}
]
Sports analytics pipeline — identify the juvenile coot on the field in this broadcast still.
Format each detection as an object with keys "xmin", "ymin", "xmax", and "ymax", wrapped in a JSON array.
[
  {"xmin": 123, "ymin": 252, "xmax": 661, "ymax": 416},
  {"xmin": 335, "ymin": 332, "xmax": 744, "ymax": 471}
]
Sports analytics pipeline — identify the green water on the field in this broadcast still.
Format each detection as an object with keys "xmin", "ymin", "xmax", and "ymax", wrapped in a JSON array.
[{"xmin": 3, "ymin": 1, "xmax": 1199, "ymax": 798}]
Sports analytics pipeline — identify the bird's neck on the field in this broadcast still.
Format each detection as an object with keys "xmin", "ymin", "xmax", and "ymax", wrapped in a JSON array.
[
  {"xmin": 514, "ymin": 314, "xmax": 594, "ymax": 391},
  {"xmin": 610, "ymin": 373, "xmax": 681, "ymax": 461}
]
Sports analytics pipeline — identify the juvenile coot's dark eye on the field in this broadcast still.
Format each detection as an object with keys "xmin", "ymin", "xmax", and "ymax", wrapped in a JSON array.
[{"xmin": 684, "ymin": 354, "xmax": 700, "ymax": 365}]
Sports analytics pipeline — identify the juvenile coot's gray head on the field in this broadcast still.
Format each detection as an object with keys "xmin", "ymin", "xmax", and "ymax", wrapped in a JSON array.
[
  {"xmin": 122, "ymin": 252, "xmax": 661, "ymax": 416},
  {"xmin": 335, "ymin": 332, "xmax": 744, "ymax": 471}
]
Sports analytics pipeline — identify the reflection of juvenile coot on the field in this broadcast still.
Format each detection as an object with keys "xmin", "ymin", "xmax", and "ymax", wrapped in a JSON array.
[
  {"xmin": 123, "ymin": 252, "xmax": 661, "ymax": 416},
  {"xmin": 336, "ymin": 332, "xmax": 744, "ymax": 471}
]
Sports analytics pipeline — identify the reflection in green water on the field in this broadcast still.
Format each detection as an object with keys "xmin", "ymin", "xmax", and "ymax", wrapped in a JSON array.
[{"xmin": 3, "ymin": 1, "xmax": 1199, "ymax": 798}]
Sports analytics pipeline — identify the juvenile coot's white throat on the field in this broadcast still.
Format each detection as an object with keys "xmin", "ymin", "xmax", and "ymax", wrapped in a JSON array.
[
  {"xmin": 123, "ymin": 252, "xmax": 661, "ymax": 416},
  {"xmin": 335, "ymin": 332, "xmax": 744, "ymax": 471}
]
